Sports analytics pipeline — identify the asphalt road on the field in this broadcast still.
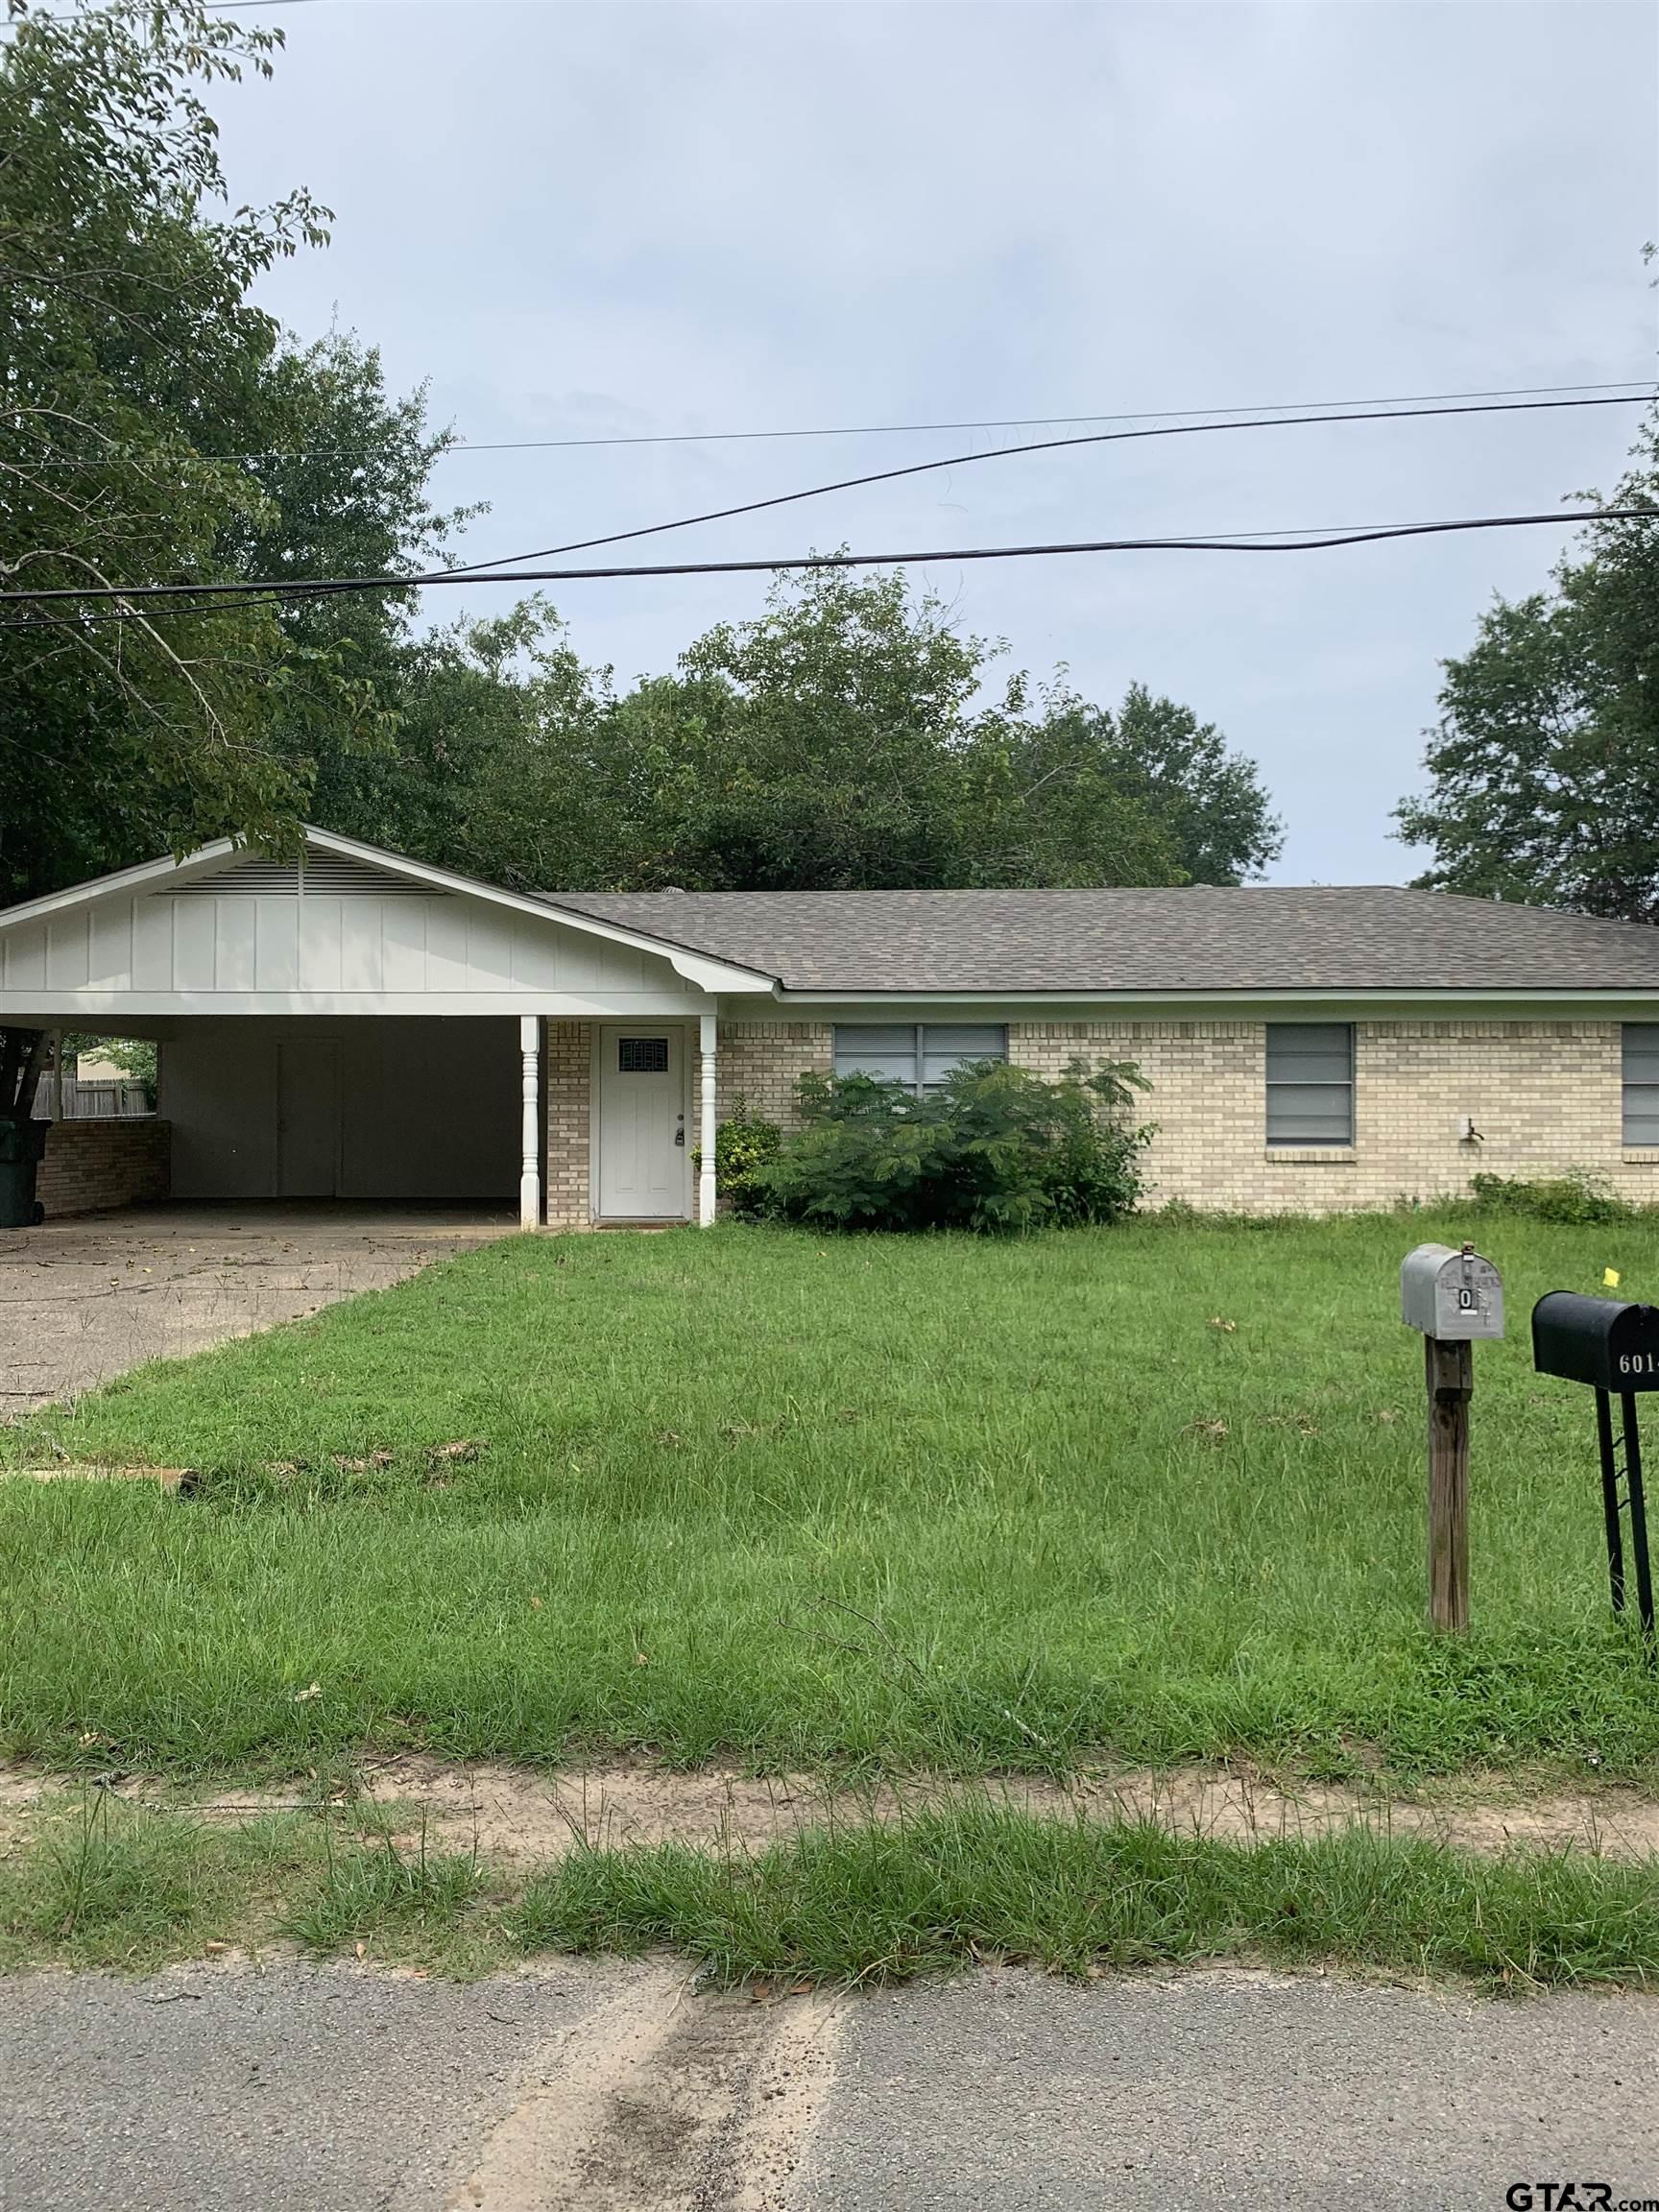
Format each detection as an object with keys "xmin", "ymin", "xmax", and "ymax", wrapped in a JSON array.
[
  {"xmin": 3, "ymin": 1959, "xmax": 1656, "ymax": 2212},
  {"xmin": 805, "ymin": 1968, "xmax": 1659, "ymax": 2212}
]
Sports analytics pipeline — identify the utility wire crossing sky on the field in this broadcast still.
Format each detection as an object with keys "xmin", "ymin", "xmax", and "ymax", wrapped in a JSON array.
[
  {"xmin": 9, "ymin": 392, "xmax": 1653, "ymax": 613},
  {"xmin": 1, "ymin": 510, "xmax": 1650, "ymax": 631}
]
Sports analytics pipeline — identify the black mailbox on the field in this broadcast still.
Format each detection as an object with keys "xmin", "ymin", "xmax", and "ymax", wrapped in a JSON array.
[
  {"xmin": 1531, "ymin": 1292, "xmax": 1659, "ymax": 1393},
  {"xmin": 1531, "ymin": 1289, "xmax": 1659, "ymax": 1643}
]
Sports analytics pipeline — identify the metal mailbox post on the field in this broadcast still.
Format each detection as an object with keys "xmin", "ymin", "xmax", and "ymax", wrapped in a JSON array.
[
  {"xmin": 1401, "ymin": 1242, "xmax": 1505, "ymax": 1634},
  {"xmin": 1531, "ymin": 1292, "xmax": 1659, "ymax": 1642}
]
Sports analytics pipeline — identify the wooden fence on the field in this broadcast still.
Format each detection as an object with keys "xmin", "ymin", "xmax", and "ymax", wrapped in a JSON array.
[{"xmin": 33, "ymin": 1077, "xmax": 155, "ymax": 1120}]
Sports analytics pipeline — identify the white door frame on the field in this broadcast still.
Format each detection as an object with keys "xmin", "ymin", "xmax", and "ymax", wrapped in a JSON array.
[{"xmin": 589, "ymin": 1022, "xmax": 695, "ymax": 1222}]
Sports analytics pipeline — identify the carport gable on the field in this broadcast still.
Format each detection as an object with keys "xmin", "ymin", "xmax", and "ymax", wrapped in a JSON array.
[{"xmin": 0, "ymin": 830, "xmax": 776, "ymax": 1019}]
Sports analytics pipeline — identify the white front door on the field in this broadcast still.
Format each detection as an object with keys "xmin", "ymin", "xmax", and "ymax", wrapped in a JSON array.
[
  {"xmin": 597, "ymin": 1028, "xmax": 687, "ymax": 1218},
  {"xmin": 276, "ymin": 1038, "xmax": 341, "ymax": 1197}
]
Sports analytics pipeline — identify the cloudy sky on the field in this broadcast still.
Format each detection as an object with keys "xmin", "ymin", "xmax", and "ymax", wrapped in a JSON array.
[{"xmin": 213, "ymin": 0, "xmax": 1657, "ymax": 883}]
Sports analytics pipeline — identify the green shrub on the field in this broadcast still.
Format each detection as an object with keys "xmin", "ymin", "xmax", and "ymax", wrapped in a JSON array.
[
  {"xmin": 704, "ymin": 1099, "xmax": 782, "ymax": 1220},
  {"xmin": 1468, "ymin": 1169, "xmax": 1633, "ymax": 1225},
  {"xmin": 757, "ymin": 1057, "xmax": 1152, "ymax": 1233}
]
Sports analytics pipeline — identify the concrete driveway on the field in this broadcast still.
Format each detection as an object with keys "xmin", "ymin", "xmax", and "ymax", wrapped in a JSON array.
[
  {"xmin": 1, "ymin": 1959, "xmax": 1655, "ymax": 2210},
  {"xmin": 0, "ymin": 1202, "xmax": 513, "ymax": 1417}
]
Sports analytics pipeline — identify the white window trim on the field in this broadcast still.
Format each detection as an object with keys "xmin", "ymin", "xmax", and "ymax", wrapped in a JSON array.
[
  {"xmin": 1264, "ymin": 1022, "xmax": 1356, "ymax": 1149},
  {"xmin": 1621, "ymin": 1023, "xmax": 1659, "ymax": 1148}
]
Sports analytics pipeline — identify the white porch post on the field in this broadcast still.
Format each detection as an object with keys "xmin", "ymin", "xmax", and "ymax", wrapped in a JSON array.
[
  {"xmin": 698, "ymin": 1010, "xmax": 718, "ymax": 1226},
  {"xmin": 518, "ymin": 1015, "xmax": 541, "ymax": 1231}
]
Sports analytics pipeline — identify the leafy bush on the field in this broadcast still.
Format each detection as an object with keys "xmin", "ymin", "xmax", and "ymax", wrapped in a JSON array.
[
  {"xmin": 701, "ymin": 1098, "xmax": 783, "ymax": 1220},
  {"xmin": 758, "ymin": 1057, "xmax": 1152, "ymax": 1233},
  {"xmin": 1468, "ymin": 1170, "xmax": 1633, "ymax": 1225}
]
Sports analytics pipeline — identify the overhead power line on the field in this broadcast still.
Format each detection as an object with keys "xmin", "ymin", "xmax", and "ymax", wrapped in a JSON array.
[
  {"xmin": 438, "ymin": 390, "xmax": 1658, "ymax": 583},
  {"xmin": 1, "ymin": 507, "xmax": 1651, "ymax": 621},
  {"xmin": 17, "ymin": 376, "xmax": 1654, "ymax": 471},
  {"xmin": 9, "ymin": 388, "xmax": 1642, "ymax": 626},
  {"xmin": 395, "ymin": 376, "xmax": 1659, "ymax": 458}
]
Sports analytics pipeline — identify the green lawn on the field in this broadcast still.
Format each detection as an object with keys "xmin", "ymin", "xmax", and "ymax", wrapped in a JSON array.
[{"xmin": 4, "ymin": 1213, "xmax": 1658, "ymax": 1782}]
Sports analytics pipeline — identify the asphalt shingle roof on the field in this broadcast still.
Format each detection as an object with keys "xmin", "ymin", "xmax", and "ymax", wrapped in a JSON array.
[{"xmin": 541, "ymin": 885, "xmax": 1659, "ymax": 995}]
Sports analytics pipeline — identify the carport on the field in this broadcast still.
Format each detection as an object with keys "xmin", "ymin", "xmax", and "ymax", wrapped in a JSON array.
[{"xmin": 0, "ymin": 827, "xmax": 765, "ymax": 1229}]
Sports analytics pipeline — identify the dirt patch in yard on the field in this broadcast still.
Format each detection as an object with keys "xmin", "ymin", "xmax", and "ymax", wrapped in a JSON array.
[
  {"xmin": 6, "ymin": 1754, "xmax": 1658, "ymax": 1863},
  {"xmin": 357, "ymin": 1754, "xmax": 1659, "ymax": 1863}
]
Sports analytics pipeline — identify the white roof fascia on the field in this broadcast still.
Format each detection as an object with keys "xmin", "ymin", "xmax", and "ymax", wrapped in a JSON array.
[
  {"xmin": 0, "ymin": 991, "xmax": 725, "ymax": 1019},
  {"xmin": 774, "ymin": 986, "xmax": 1659, "ymax": 1012},
  {"xmin": 0, "ymin": 838, "xmax": 244, "ymax": 929}
]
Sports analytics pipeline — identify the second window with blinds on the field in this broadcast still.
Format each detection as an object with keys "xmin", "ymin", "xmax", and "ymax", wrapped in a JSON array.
[
  {"xmin": 1623, "ymin": 1025, "xmax": 1659, "ymax": 1145},
  {"xmin": 1265, "ymin": 1023, "xmax": 1355, "ymax": 1147},
  {"xmin": 833, "ymin": 1023, "xmax": 1007, "ymax": 1098}
]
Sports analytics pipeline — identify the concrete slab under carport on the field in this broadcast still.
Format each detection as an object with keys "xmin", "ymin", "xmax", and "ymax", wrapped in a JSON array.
[{"xmin": 0, "ymin": 1200, "xmax": 513, "ymax": 1418}]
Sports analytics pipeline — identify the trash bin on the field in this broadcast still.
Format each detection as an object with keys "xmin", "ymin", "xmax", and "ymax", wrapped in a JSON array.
[{"xmin": 0, "ymin": 1118, "xmax": 48, "ymax": 1228}]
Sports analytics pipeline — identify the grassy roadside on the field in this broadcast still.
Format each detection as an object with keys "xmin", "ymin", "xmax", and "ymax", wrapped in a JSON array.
[
  {"xmin": 5, "ymin": 1213, "xmax": 1659, "ymax": 1782},
  {"xmin": 3, "ymin": 1793, "xmax": 1656, "ymax": 1992}
]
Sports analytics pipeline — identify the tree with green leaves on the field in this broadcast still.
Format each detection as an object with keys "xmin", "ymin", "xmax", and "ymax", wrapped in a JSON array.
[
  {"xmin": 954, "ymin": 678, "xmax": 1281, "ymax": 889},
  {"xmin": 607, "ymin": 565, "xmax": 1005, "ymax": 891},
  {"xmin": 0, "ymin": 2, "xmax": 480, "ymax": 907},
  {"xmin": 0, "ymin": 0, "xmax": 332, "ymax": 903},
  {"xmin": 0, "ymin": 1, "xmax": 493, "ymax": 1120},
  {"xmin": 425, "ymin": 566, "xmax": 1281, "ymax": 895},
  {"xmin": 311, "ymin": 599, "xmax": 613, "ymax": 892},
  {"xmin": 0, "ymin": 2, "xmax": 1278, "ymax": 931},
  {"xmin": 1396, "ymin": 407, "xmax": 1659, "ymax": 920}
]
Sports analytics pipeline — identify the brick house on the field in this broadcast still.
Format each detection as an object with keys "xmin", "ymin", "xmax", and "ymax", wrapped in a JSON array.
[{"xmin": 5, "ymin": 826, "xmax": 1659, "ymax": 1223}]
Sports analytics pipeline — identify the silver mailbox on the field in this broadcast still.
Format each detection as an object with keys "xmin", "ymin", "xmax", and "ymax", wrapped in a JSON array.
[{"xmin": 1401, "ymin": 1242, "xmax": 1505, "ymax": 1340}]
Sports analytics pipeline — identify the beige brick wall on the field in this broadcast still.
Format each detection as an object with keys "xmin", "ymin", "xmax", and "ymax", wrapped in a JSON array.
[
  {"xmin": 542, "ymin": 1014, "xmax": 1647, "ymax": 1223},
  {"xmin": 705, "ymin": 1022, "xmax": 833, "ymax": 1132},
  {"xmin": 36, "ymin": 1118, "xmax": 171, "ymax": 1218},
  {"xmin": 1010, "ymin": 1019, "xmax": 1653, "ymax": 1213},
  {"xmin": 543, "ymin": 1020, "xmax": 592, "ymax": 1230}
]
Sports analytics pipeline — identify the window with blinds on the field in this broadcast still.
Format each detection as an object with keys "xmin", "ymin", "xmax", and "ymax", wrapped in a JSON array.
[
  {"xmin": 832, "ymin": 1023, "xmax": 1007, "ymax": 1098},
  {"xmin": 1265, "ymin": 1023, "xmax": 1355, "ymax": 1146},
  {"xmin": 1623, "ymin": 1025, "xmax": 1659, "ymax": 1145}
]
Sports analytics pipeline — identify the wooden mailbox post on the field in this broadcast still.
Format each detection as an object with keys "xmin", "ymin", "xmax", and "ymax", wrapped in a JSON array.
[{"xmin": 1401, "ymin": 1241, "xmax": 1505, "ymax": 1634}]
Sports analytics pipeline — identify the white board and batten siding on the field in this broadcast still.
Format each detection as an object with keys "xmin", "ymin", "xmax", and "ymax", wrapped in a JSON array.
[{"xmin": 0, "ymin": 854, "xmax": 696, "ymax": 1014}]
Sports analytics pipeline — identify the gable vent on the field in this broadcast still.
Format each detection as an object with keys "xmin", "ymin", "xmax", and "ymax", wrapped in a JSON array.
[
  {"xmin": 172, "ymin": 858, "xmax": 301, "ymax": 896},
  {"xmin": 171, "ymin": 853, "xmax": 438, "ymax": 898},
  {"xmin": 301, "ymin": 853, "xmax": 433, "ymax": 897}
]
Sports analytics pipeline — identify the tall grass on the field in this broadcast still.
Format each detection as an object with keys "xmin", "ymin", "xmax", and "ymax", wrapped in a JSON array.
[
  {"xmin": 514, "ymin": 1801, "xmax": 1659, "ymax": 1988},
  {"xmin": 283, "ymin": 1819, "xmax": 482, "ymax": 1951},
  {"xmin": 3, "ymin": 1213, "xmax": 1657, "ymax": 1779},
  {"xmin": 5, "ymin": 1796, "xmax": 1654, "ymax": 1991},
  {"xmin": 0, "ymin": 1791, "xmax": 318, "ymax": 1968}
]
